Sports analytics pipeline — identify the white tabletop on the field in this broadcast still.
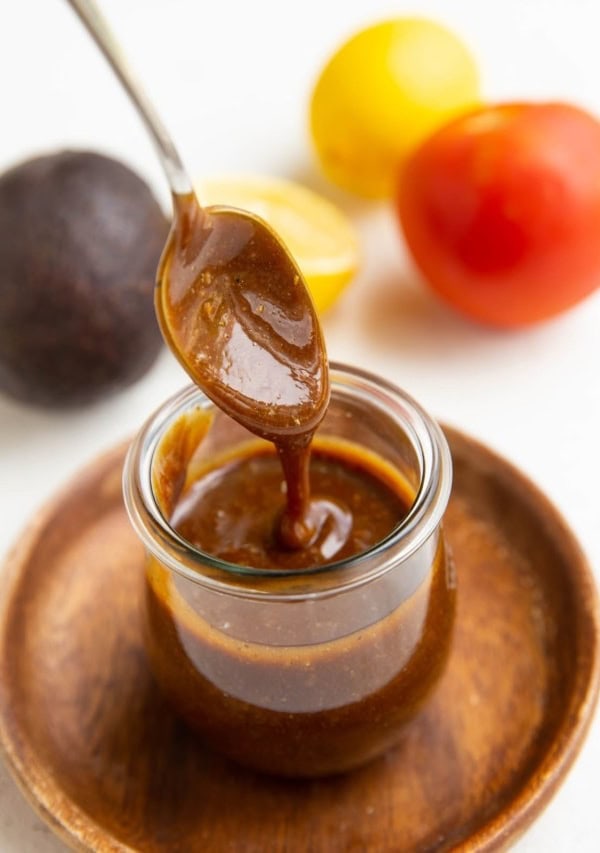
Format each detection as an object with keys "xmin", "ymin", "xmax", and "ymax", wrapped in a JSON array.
[{"xmin": 1, "ymin": 1, "xmax": 599, "ymax": 850}]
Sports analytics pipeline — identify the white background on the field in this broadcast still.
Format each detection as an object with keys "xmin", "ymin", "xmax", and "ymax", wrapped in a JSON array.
[{"xmin": 1, "ymin": 0, "xmax": 599, "ymax": 850}]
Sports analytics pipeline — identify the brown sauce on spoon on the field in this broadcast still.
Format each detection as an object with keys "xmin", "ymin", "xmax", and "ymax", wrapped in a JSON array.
[{"xmin": 156, "ymin": 192, "xmax": 329, "ymax": 550}]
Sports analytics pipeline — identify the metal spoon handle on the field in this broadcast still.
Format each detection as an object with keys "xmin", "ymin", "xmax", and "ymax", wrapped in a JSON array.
[{"xmin": 66, "ymin": 0, "xmax": 193, "ymax": 196}]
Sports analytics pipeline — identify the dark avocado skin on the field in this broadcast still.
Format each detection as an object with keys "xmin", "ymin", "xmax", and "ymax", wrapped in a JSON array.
[{"xmin": 0, "ymin": 150, "xmax": 169, "ymax": 407}]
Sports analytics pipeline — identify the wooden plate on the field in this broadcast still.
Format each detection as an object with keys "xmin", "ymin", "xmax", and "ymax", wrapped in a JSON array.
[{"xmin": 0, "ymin": 428, "xmax": 598, "ymax": 852}]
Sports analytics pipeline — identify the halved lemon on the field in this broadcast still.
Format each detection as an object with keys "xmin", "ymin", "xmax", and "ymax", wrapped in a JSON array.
[{"xmin": 195, "ymin": 175, "xmax": 360, "ymax": 313}]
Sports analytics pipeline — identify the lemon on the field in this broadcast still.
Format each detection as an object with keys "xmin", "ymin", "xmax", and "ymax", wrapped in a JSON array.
[
  {"xmin": 310, "ymin": 18, "xmax": 480, "ymax": 198},
  {"xmin": 196, "ymin": 175, "xmax": 359, "ymax": 312}
]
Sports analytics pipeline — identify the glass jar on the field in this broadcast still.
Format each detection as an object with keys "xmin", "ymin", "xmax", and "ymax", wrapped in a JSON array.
[{"xmin": 123, "ymin": 363, "xmax": 455, "ymax": 778}]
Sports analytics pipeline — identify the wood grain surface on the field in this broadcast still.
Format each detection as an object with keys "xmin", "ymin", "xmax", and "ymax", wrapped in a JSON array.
[{"xmin": 0, "ymin": 428, "xmax": 598, "ymax": 852}]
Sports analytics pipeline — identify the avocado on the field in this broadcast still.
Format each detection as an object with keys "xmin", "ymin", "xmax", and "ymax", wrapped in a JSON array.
[{"xmin": 0, "ymin": 150, "xmax": 169, "ymax": 406}]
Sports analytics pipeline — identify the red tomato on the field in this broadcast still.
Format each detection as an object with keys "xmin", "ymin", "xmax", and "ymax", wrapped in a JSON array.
[{"xmin": 397, "ymin": 102, "xmax": 600, "ymax": 326}]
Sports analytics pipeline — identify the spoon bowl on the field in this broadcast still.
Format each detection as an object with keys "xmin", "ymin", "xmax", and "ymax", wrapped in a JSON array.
[{"xmin": 157, "ymin": 195, "xmax": 329, "ymax": 441}]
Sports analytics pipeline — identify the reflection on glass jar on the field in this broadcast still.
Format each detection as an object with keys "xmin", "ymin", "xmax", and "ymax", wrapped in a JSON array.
[{"xmin": 124, "ymin": 364, "xmax": 455, "ymax": 778}]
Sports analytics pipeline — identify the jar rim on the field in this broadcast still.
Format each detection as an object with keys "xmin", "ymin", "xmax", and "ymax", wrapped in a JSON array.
[{"xmin": 123, "ymin": 363, "xmax": 452, "ymax": 597}]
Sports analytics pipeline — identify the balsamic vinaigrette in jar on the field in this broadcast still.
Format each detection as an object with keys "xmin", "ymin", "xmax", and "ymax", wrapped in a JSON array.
[{"xmin": 140, "ymin": 190, "xmax": 455, "ymax": 777}]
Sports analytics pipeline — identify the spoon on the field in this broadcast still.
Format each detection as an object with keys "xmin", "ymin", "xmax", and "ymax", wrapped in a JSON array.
[{"xmin": 66, "ymin": 0, "xmax": 329, "ymax": 446}]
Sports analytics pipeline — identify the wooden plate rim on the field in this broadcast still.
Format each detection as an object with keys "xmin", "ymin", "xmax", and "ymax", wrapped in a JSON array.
[
  {"xmin": 442, "ymin": 426, "xmax": 600, "ymax": 851},
  {"xmin": 0, "ymin": 428, "xmax": 598, "ymax": 853}
]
